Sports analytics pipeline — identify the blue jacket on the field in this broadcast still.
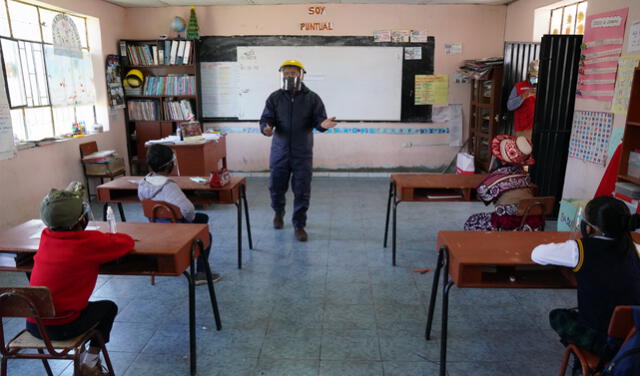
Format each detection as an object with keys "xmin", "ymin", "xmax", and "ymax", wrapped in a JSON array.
[{"xmin": 260, "ymin": 84, "xmax": 327, "ymax": 163}]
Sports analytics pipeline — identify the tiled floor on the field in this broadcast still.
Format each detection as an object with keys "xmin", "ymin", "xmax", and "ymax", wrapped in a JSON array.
[{"xmin": 1, "ymin": 177, "xmax": 574, "ymax": 375}]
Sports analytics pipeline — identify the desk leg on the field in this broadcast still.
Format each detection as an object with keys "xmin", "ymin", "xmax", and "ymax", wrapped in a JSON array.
[
  {"xmin": 392, "ymin": 199, "xmax": 399, "ymax": 266},
  {"xmin": 241, "ymin": 184, "xmax": 253, "ymax": 250},
  {"xmin": 235, "ymin": 201, "xmax": 242, "ymax": 269},
  {"xmin": 439, "ymin": 250, "xmax": 453, "ymax": 376},
  {"xmin": 383, "ymin": 182, "xmax": 394, "ymax": 248},
  {"xmin": 182, "ymin": 247, "xmax": 197, "ymax": 376},
  {"xmin": 196, "ymin": 239, "xmax": 222, "ymax": 331},
  {"xmin": 102, "ymin": 204, "xmax": 108, "ymax": 221},
  {"xmin": 117, "ymin": 203, "xmax": 126, "ymax": 222},
  {"xmin": 425, "ymin": 247, "xmax": 445, "ymax": 340}
]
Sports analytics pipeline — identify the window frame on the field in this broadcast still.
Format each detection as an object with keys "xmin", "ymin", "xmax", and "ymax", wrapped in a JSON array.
[
  {"xmin": 548, "ymin": 1, "xmax": 588, "ymax": 35},
  {"xmin": 0, "ymin": 0, "xmax": 94, "ymax": 142}
]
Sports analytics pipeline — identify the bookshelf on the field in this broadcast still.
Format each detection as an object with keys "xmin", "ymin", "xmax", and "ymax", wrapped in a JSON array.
[
  {"xmin": 469, "ymin": 65, "xmax": 503, "ymax": 172},
  {"xmin": 119, "ymin": 38, "xmax": 202, "ymax": 173},
  {"xmin": 618, "ymin": 65, "xmax": 640, "ymax": 185}
]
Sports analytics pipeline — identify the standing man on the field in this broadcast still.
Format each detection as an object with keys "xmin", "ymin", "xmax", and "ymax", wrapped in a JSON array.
[
  {"xmin": 507, "ymin": 59, "xmax": 539, "ymax": 139},
  {"xmin": 260, "ymin": 59, "xmax": 337, "ymax": 242}
]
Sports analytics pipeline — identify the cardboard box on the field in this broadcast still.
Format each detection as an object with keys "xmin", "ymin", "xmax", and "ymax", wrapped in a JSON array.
[{"xmin": 557, "ymin": 199, "xmax": 589, "ymax": 232}]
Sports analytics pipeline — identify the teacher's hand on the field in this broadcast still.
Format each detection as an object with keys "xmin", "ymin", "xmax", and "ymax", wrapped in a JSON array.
[
  {"xmin": 321, "ymin": 117, "xmax": 337, "ymax": 130},
  {"xmin": 263, "ymin": 125, "xmax": 273, "ymax": 137}
]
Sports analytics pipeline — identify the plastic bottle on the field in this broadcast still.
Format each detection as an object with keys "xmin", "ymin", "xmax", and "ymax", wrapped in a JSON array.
[{"xmin": 106, "ymin": 206, "xmax": 117, "ymax": 233}]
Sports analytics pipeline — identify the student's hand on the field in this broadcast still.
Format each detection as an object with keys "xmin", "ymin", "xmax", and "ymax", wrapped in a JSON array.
[
  {"xmin": 263, "ymin": 124, "xmax": 273, "ymax": 137},
  {"xmin": 321, "ymin": 117, "xmax": 337, "ymax": 129},
  {"xmin": 522, "ymin": 88, "xmax": 536, "ymax": 99}
]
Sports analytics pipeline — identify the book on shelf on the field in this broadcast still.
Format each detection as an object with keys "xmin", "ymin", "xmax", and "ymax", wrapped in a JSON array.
[
  {"xmin": 152, "ymin": 45, "xmax": 159, "ymax": 65},
  {"xmin": 176, "ymin": 40, "xmax": 186, "ymax": 65},
  {"xmin": 119, "ymin": 41, "xmax": 129, "ymax": 65},
  {"xmin": 141, "ymin": 75, "xmax": 195, "ymax": 96},
  {"xmin": 169, "ymin": 41, "xmax": 178, "ymax": 65},
  {"xmin": 164, "ymin": 41, "xmax": 171, "ymax": 65},
  {"xmin": 121, "ymin": 40, "xmax": 194, "ymax": 66},
  {"xmin": 163, "ymin": 99, "xmax": 195, "ymax": 121},
  {"xmin": 127, "ymin": 100, "xmax": 160, "ymax": 121},
  {"xmin": 183, "ymin": 41, "xmax": 191, "ymax": 65}
]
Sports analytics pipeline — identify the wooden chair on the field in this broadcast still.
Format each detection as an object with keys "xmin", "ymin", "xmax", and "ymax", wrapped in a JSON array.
[
  {"xmin": 516, "ymin": 196, "xmax": 555, "ymax": 231},
  {"xmin": 558, "ymin": 306, "xmax": 636, "ymax": 376},
  {"xmin": 141, "ymin": 200, "xmax": 184, "ymax": 285},
  {"xmin": 79, "ymin": 141, "xmax": 126, "ymax": 202},
  {"xmin": 0, "ymin": 286, "xmax": 115, "ymax": 376}
]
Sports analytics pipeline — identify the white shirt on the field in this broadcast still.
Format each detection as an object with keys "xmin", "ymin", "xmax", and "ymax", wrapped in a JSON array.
[{"xmin": 531, "ymin": 236, "xmax": 620, "ymax": 269}]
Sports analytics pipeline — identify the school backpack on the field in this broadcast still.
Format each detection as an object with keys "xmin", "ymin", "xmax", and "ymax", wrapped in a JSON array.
[{"xmin": 602, "ymin": 306, "xmax": 640, "ymax": 376}]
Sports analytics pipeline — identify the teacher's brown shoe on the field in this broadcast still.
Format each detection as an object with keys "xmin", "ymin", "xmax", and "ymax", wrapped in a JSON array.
[
  {"xmin": 295, "ymin": 227, "xmax": 308, "ymax": 242},
  {"xmin": 273, "ymin": 212, "xmax": 284, "ymax": 229}
]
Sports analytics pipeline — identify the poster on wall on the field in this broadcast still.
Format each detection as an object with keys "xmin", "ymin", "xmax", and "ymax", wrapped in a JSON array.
[
  {"xmin": 577, "ymin": 8, "xmax": 629, "ymax": 102},
  {"xmin": 414, "ymin": 75, "xmax": 448, "ymax": 105},
  {"xmin": 611, "ymin": 55, "xmax": 640, "ymax": 114},
  {"xmin": 568, "ymin": 111, "xmax": 613, "ymax": 166},
  {"xmin": 0, "ymin": 67, "xmax": 15, "ymax": 161},
  {"xmin": 629, "ymin": 20, "xmax": 640, "ymax": 53}
]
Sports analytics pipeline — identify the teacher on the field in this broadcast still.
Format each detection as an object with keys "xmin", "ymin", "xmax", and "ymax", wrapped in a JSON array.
[{"xmin": 259, "ymin": 59, "xmax": 337, "ymax": 242}]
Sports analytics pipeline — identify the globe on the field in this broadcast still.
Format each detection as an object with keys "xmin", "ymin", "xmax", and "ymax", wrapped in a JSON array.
[{"xmin": 171, "ymin": 16, "xmax": 186, "ymax": 34}]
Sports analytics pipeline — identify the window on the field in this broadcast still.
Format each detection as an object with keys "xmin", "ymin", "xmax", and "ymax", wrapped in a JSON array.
[
  {"xmin": 0, "ymin": 0, "xmax": 95, "ymax": 142},
  {"xmin": 549, "ymin": 1, "xmax": 588, "ymax": 35}
]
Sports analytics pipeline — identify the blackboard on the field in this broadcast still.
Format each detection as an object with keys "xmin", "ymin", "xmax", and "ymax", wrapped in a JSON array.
[{"xmin": 199, "ymin": 35, "xmax": 434, "ymax": 122}]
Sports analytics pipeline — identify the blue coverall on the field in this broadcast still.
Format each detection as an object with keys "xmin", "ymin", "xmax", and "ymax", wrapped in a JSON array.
[{"xmin": 259, "ymin": 84, "xmax": 327, "ymax": 228}]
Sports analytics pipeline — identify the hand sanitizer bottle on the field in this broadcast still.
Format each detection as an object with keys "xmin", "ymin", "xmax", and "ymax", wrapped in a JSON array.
[{"xmin": 106, "ymin": 206, "xmax": 117, "ymax": 233}]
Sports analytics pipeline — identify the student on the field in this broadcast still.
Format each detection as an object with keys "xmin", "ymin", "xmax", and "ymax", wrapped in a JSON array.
[
  {"xmin": 464, "ymin": 135, "xmax": 542, "ymax": 231},
  {"xmin": 28, "ymin": 182, "xmax": 134, "ymax": 376},
  {"xmin": 532, "ymin": 196, "xmax": 640, "ymax": 360},
  {"xmin": 137, "ymin": 143, "xmax": 221, "ymax": 284},
  {"xmin": 260, "ymin": 59, "xmax": 337, "ymax": 241}
]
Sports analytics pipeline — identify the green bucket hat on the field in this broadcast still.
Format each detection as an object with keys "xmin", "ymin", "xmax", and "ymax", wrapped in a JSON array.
[{"xmin": 40, "ymin": 182, "xmax": 90, "ymax": 230}]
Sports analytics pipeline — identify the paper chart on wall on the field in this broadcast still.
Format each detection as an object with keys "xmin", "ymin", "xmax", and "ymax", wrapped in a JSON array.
[
  {"xmin": 611, "ymin": 55, "xmax": 640, "ymax": 114},
  {"xmin": 414, "ymin": 75, "xmax": 448, "ymax": 105},
  {"xmin": 0, "ymin": 67, "xmax": 14, "ymax": 161},
  {"xmin": 577, "ymin": 8, "xmax": 629, "ymax": 102},
  {"xmin": 201, "ymin": 62, "xmax": 239, "ymax": 118},
  {"xmin": 629, "ymin": 20, "xmax": 640, "ymax": 53},
  {"xmin": 568, "ymin": 111, "xmax": 613, "ymax": 166}
]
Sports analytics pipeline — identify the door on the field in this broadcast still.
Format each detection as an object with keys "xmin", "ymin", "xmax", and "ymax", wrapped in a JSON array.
[{"xmin": 529, "ymin": 34, "xmax": 583, "ymax": 216}]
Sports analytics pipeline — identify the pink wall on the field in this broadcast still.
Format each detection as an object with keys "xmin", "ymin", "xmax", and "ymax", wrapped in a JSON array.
[
  {"xmin": 124, "ymin": 4, "xmax": 507, "ymax": 170},
  {"xmin": 506, "ymin": 0, "xmax": 640, "ymax": 199},
  {"xmin": 0, "ymin": 0, "xmax": 127, "ymax": 231}
]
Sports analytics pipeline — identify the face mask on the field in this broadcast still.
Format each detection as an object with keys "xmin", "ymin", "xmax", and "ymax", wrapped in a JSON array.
[
  {"xmin": 529, "ymin": 76, "xmax": 538, "ymax": 85},
  {"xmin": 281, "ymin": 76, "xmax": 301, "ymax": 92}
]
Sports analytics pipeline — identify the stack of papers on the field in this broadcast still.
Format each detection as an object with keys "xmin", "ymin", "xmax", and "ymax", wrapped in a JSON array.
[
  {"xmin": 82, "ymin": 150, "xmax": 116, "ymax": 162},
  {"xmin": 458, "ymin": 57, "xmax": 503, "ymax": 80}
]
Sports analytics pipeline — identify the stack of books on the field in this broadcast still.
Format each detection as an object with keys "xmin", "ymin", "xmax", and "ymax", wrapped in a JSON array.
[
  {"xmin": 142, "ymin": 75, "xmax": 196, "ymax": 96},
  {"xmin": 127, "ymin": 100, "xmax": 160, "ymax": 121},
  {"xmin": 164, "ymin": 100, "xmax": 195, "ymax": 121},
  {"xmin": 121, "ymin": 40, "xmax": 193, "ymax": 66}
]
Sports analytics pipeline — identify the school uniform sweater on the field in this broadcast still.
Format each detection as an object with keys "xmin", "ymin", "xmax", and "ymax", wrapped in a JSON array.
[
  {"xmin": 533, "ymin": 237, "xmax": 640, "ymax": 334},
  {"xmin": 28, "ymin": 229, "xmax": 134, "ymax": 325}
]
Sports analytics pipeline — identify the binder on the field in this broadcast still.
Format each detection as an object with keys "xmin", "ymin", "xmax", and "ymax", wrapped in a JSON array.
[
  {"xmin": 182, "ymin": 41, "xmax": 191, "ymax": 64},
  {"xmin": 176, "ymin": 41, "xmax": 186, "ymax": 65},
  {"xmin": 164, "ymin": 41, "xmax": 171, "ymax": 65},
  {"xmin": 169, "ymin": 41, "xmax": 178, "ymax": 65}
]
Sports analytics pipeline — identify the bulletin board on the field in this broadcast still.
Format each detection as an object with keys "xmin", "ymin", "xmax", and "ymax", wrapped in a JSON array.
[{"xmin": 199, "ymin": 35, "xmax": 435, "ymax": 122}]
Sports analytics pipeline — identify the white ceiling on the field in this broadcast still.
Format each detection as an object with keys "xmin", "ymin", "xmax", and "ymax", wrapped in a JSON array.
[{"xmin": 104, "ymin": 0, "xmax": 513, "ymax": 7}]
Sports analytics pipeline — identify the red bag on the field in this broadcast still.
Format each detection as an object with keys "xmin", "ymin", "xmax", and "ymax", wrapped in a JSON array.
[{"xmin": 209, "ymin": 168, "xmax": 231, "ymax": 187}]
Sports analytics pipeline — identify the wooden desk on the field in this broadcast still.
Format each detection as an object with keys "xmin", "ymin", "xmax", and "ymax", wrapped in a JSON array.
[
  {"xmin": 97, "ymin": 176, "xmax": 252, "ymax": 269},
  {"xmin": 425, "ymin": 231, "xmax": 580, "ymax": 376},
  {"xmin": 169, "ymin": 137, "xmax": 227, "ymax": 176},
  {"xmin": 0, "ymin": 220, "xmax": 222, "ymax": 376},
  {"xmin": 383, "ymin": 174, "xmax": 488, "ymax": 266}
]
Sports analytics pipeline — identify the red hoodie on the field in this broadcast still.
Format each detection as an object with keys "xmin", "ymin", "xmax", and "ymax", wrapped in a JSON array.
[{"xmin": 28, "ymin": 229, "xmax": 134, "ymax": 325}]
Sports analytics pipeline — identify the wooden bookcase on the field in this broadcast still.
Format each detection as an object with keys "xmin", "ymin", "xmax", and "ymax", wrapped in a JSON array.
[
  {"xmin": 618, "ymin": 65, "xmax": 640, "ymax": 185},
  {"xmin": 119, "ymin": 38, "xmax": 202, "ymax": 173},
  {"xmin": 468, "ymin": 65, "xmax": 503, "ymax": 172}
]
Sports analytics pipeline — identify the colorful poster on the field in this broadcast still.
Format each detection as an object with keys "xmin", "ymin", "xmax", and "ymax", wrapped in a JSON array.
[
  {"xmin": 577, "ymin": 8, "xmax": 629, "ymax": 102},
  {"xmin": 415, "ymin": 75, "xmax": 448, "ymax": 105},
  {"xmin": 373, "ymin": 30, "xmax": 391, "ymax": 43},
  {"xmin": 630, "ymin": 20, "xmax": 640, "ymax": 53},
  {"xmin": 611, "ymin": 55, "xmax": 640, "ymax": 114},
  {"xmin": 569, "ymin": 111, "xmax": 614, "ymax": 165}
]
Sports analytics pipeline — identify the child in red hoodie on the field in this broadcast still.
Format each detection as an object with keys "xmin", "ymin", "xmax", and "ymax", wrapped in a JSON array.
[{"xmin": 27, "ymin": 182, "xmax": 134, "ymax": 376}]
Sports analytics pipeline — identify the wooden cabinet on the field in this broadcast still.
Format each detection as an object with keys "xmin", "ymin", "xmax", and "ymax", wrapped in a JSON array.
[
  {"xmin": 618, "ymin": 65, "xmax": 640, "ymax": 185},
  {"xmin": 469, "ymin": 65, "xmax": 503, "ymax": 172},
  {"xmin": 119, "ymin": 38, "xmax": 203, "ymax": 174}
]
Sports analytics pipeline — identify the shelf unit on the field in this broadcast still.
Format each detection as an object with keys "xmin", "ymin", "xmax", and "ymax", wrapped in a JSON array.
[
  {"xmin": 468, "ymin": 65, "xmax": 503, "ymax": 172},
  {"xmin": 618, "ymin": 65, "xmax": 640, "ymax": 186},
  {"xmin": 119, "ymin": 39, "xmax": 202, "ymax": 173}
]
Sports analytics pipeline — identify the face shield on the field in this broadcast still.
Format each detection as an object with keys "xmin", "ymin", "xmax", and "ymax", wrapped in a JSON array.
[
  {"xmin": 280, "ymin": 66, "xmax": 303, "ymax": 92},
  {"xmin": 158, "ymin": 152, "xmax": 180, "ymax": 176}
]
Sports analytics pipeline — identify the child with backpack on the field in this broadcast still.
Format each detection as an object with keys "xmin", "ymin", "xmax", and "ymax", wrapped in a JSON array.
[{"xmin": 531, "ymin": 196, "xmax": 640, "ymax": 362}]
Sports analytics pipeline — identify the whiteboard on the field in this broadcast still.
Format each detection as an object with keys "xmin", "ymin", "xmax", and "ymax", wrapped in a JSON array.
[{"xmin": 200, "ymin": 46, "xmax": 403, "ymax": 121}]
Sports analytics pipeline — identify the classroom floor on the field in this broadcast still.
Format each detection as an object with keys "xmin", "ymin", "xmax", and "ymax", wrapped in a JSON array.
[{"xmin": 0, "ymin": 176, "xmax": 575, "ymax": 376}]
